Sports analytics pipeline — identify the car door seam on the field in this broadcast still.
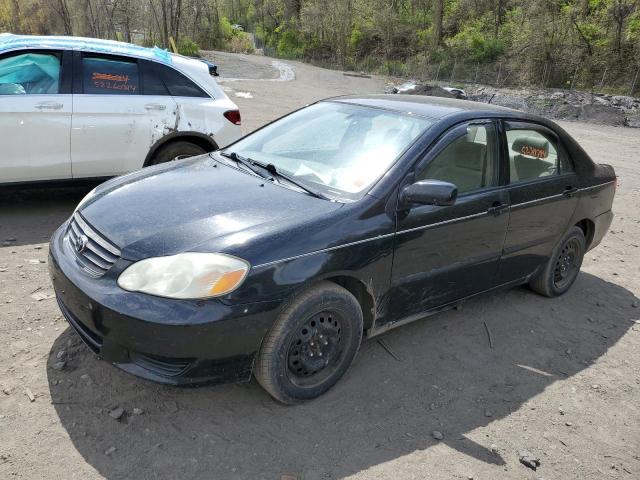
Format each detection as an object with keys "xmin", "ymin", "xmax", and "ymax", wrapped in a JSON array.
[{"xmin": 253, "ymin": 181, "xmax": 614, "ymax": 269}]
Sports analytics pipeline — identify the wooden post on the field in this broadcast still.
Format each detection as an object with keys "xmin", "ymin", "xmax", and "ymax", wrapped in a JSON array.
[
  {"xmin": 169, "ymin": 36, "xmax": 179, "ymax": 54},
  {"xmin": 496, "ymin": 62, "xmax": 502, "ymax": 86},
  {"xmin": 449, "ymin": 59, "xmax": 456, "ymax": 83},
  {"xmin": 435, "ymin": 63, "xmax": 441, "ymax": 82}
]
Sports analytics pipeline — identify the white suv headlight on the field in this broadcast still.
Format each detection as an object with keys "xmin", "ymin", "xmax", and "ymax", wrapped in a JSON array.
[{"xmin": 117, "ymin": 253, "xmax": 250, "ymax": 299}]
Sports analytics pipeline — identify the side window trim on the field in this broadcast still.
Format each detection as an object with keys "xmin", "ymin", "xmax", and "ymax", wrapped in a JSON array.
[
  {"xmin": 413, "ymin": 119, "xmax": 501, "ymax": 197},
  {"xmin": 0, "ymin": 49, "xmax": 67, "ymax": 95}
]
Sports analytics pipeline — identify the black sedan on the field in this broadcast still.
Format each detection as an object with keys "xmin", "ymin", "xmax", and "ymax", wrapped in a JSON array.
[{"xmin": 49, "ymin": 95, "xmax": 616, "ymax": 403}]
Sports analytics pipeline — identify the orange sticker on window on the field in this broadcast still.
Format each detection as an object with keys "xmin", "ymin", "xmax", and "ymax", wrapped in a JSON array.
[
  {"xmin": 91, "ymin": 72, "xmax": 137, "ymax": 93},
  {"xmin": 520, "ymin": 145, "xmax": 547, "ymax": 158}
]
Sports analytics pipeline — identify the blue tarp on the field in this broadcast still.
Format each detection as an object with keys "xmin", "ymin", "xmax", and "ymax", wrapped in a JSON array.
[
  {"xmin": 0, "ymin": 34, "xmax": 172, "ymax": 65},
  {"xmin": 0, "ymin": 52, "xmax": 60, "ymax": 94}
]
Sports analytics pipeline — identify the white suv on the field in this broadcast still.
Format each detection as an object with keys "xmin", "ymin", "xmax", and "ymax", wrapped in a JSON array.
[{"xmin": 0, "ymin": 34, "xmax": 242, "ymax": 184}]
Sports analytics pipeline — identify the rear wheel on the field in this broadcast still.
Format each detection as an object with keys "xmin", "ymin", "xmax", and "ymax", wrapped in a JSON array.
[
  {"xmin": 149, "ymin": 141, "xmax": 207, "ymax": 165},
  {"xmin": 529, "ymin": 226, "xmax": 586, "ymax": 297},
  {"xmin": 254, "ymin": 282, "xmax": 363, "ymax": 404}
]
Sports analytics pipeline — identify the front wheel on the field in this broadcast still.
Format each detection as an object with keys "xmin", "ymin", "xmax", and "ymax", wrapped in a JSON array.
[
  {"xmin": 254, "ymin": 282, "xmax": 363, "ymax": 404},
  {"xmin": 529, "ymin": 226, "xmax": 586, "ymax": 297}
]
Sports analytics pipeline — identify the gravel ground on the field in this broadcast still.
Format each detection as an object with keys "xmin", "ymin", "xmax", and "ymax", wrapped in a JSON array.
[{"xmin": 0, "ymin": 52, "xmax": 639, "ymax": 480}]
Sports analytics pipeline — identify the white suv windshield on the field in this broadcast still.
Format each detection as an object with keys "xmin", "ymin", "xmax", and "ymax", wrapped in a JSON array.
[{"xmin": 225, "ymin": 102, "xmax": 433, "ymax": 200}]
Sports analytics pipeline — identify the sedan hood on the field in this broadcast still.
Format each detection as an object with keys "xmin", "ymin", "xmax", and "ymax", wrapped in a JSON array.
[{"xmin": 80, "ymin": 156, "xmax": 342, "ymax": 260}]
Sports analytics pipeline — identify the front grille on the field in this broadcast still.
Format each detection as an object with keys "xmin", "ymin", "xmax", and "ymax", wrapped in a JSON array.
[
  {"xmin": 130, "ymin": 352, "xmax": 192, "ymax": 377},
  {"xmin": 68, "ymin": 213, "xmax": 121, "ymax": 277}
]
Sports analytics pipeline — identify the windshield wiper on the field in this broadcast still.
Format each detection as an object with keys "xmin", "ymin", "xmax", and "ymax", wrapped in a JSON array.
[
  {"xmin": 260, "ymin": 162, "xmax": 331, "ymax": 200},
  {"xmin": 220, "ymin": 151, "xmax": 330, "ymax": 200},
  {"xmin": 220, "ymin": 151, "xmax": 269, "ymax": 179}
]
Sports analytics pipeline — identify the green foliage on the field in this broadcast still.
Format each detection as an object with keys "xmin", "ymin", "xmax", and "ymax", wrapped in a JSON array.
[
  {"xmin": 177, "ymin": 36, "xmax": 200, "ymax": 57},
  {"xmin": 446, "ymin": 17, "xmax": 504, "ymax": 63},
  {"xmin": 275, "ymin": 26, "xmax": 304, "ymax": 58},
  {"xmin": 219, "ymin": 16, "xmax": 234, "ymax": 41},
  {"xmin": 2, "ymin": 0, "xmax": 638, "ymax": 93}
]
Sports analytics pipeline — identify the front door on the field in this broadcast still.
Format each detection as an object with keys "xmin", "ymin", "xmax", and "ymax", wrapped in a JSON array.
[
  {"xmin": 0, "ymin": 49, "xmax": 72, "ymax": 183},
  {"xmin": 71, "ymin": 52, "xmax": 176, "ymax": 178},
  {"xmin": 387, "ymin": 121, "xmax": 510, "ymax": 322}
]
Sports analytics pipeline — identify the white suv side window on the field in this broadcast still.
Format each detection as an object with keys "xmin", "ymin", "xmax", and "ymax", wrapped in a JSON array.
[
  {"xmin": 0, "ymin": 52, "xmax": 60, "ymax": 95},
  {"xmin": 82, "ymin": 56, "xmax": 139, "ymax": 95}
]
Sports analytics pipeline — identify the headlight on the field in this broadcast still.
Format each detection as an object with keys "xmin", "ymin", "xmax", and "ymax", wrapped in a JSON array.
[
  {"xmin": 74, "ymin": 186, "xmax": 98, "ymax": 213},
  {"xmin": 117, "ymin": 253, "xmax": 250, "ymax": 299}
]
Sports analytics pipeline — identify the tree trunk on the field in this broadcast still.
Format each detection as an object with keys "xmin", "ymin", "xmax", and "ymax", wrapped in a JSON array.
[{"xmin": 433, "ymin": 0, "xmax": 443, "ymax": 47}]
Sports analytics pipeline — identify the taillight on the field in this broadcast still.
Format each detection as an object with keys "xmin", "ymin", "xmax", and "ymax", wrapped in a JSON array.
[{"xmin": 224, "ymin": 110, "xmax": 241, "ymax": 125}]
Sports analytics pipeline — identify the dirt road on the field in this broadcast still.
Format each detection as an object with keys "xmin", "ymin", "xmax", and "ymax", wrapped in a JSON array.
[{"xmin": 1, "ymin": 52, "xmax": 639, "ymax": 480}]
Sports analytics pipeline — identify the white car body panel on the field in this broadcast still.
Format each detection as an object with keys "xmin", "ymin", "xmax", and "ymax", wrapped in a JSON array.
[
  {"xmin": 0, "ymin": 35, "xmax": 242, "ymax": 184},
  {"xmin": 71, "ymin": 94, "xmax": 177, "ymax": 178},
  {"xmin": 0, "ymin": 93, "xmax": 72, "ymax": 182}
]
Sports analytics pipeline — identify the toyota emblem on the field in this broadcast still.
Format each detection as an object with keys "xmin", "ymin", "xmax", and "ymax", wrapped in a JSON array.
[{"xmin": 76, "ymin": 234, "xmax": 89, "ymax": 253}]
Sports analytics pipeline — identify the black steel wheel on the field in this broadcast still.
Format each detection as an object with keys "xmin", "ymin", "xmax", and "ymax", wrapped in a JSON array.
[
  {"xmin": 553, "ymin": 237, "xmax": 582, "ymax": 290},
  {"xmin": 286, "ymin": 310, "xmax": 344, "ymax": 387},
  {"xmin": 254, "ymin": 282, "xmax": 363, "ymax": 404},
  {"xmin": 530, "ymin": 226, "xmax": 586, "ymax": 297}
]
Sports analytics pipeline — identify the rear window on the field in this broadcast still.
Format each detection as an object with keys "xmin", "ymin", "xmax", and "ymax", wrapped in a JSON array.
[
  {"xmin": 142, "ymin": 61, "xmax": 208, "ymax": 98},
  {"xmin": 82, "ymin": 56, "xmax": 139, "ymax": 95}
]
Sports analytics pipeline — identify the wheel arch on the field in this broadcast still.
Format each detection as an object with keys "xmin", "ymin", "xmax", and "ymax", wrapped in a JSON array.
[
  {"xmin": 574, "ymin": 218, "xmax": 595, "ymax": 249},
  {"xmin": 144, "ymin": 131, "xmax": 219, "ymax": 167},
  {"xmin": 323, "ymin": 275, "xmax": 376, "ymax": 333}
]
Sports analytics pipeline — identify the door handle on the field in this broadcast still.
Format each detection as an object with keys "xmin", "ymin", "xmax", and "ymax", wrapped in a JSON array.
[
  {"xmin": 144, "ymin": 103, "xmax": 167, "ymax": 111},
  {"xmin": 563, "ymin": 186, "xmax": 579, "ymax": 198},
  {"xmin": 487, "ymin": 202, "xmax": 509, "ymax": 217},
  {"xmin": 35, "ymin": 102, "xmax": 64, "ymax": 110}
]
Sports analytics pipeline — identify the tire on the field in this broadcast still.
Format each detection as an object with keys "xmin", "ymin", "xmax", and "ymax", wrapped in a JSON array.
[
  {"xmin": 254, "ymin": 281, "xmax": 364, "ymax": 404},
  {"xmin": 529, "ymin": 226, "xmax": 586, "ymax": 297},
  {"xmin": 148, "ymin": 141, "xmax": 207, "ymax": 166}
]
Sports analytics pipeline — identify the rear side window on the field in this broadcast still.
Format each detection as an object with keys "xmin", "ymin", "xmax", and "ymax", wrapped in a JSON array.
[
  {"xmin": 82, "ymin": 56, "xmax": 139, "ymax": 95},
  {"xmin": 142, "ymin": 61, "xmax": 208, "ymax": 98},
  {"xmin": 0, "ymin": 52, "xmax": 60, "ymax": 94},
  {"xmin": 506, "ymin": 128, "xmax": 573, "ymax": 183}
]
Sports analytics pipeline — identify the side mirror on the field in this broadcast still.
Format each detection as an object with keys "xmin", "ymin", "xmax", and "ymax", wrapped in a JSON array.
[{"xmin": 401, "ymin": 180, "xmax": 458, "ymax": 206}]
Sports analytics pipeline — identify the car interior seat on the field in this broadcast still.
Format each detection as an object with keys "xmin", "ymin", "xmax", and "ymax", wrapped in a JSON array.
[{"xmin": 511, "ymin": 136, "xmax": 555, "ymax": 182}]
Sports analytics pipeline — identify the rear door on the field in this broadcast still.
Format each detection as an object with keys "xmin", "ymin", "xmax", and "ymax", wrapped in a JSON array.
[
  {"xmin": 388, "ymin": 121, "xmax": 510, "ymax": 319},
  {"xmin": 497, "ymin": 121, "xmax": 579, "ymax": 282},
  {"xmin": 70, "ymin": 52, "xmax": 176, "ymax": 178},
  {"xmin": 0, "ymin": 49, "xmax": 72, "ymax": 183}
]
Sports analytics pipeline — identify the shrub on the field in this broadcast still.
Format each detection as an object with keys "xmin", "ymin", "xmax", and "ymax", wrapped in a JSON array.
[{"xmin": 177, "ymin": 36, "xmax": 200, "ymax": 57}]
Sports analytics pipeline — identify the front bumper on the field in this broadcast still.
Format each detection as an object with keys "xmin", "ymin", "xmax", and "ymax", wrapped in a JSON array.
[{"xmin": 49, "ymin": 221, "xmax": 281, "ymax": 386}]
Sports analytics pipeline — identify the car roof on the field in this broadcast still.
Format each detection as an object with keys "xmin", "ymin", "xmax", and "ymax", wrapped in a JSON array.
[
  {"xmin": 0, "ymin": 33, "xmax": 173, "ymax": 64},
  {"xmin": 329, "ymin": 94, "xmax": 525, "ymax": 121}
]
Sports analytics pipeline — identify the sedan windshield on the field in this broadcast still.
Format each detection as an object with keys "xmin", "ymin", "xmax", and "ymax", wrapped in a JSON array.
[{"xmin": 223, "ymin": 102, "xmax": 434, "ymax": 200}]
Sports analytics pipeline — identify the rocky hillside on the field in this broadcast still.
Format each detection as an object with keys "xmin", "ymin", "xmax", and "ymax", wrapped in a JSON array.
[{"xmin": 385, "ymin": 81, "xmax": 640, "ymax": 128}]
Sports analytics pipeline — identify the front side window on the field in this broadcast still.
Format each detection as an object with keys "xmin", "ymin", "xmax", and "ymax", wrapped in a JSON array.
[
  {"xmin": 226, "ymin": 102, "xmax": 434, "ymax": 199},
  {"xmin": 82, "ymin": 56, "xmax": 139, "ymax": 95},
  {"xmin": 0, "ymin": 52, "xmax": 60, "ymax": 95},
  {"xmin": 417, "ymin": 123, "xmax": 499, "ymax": 194},
  {"xmin": 506, "ymin": 128, "xmax": 571, "ymax": 183}
]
